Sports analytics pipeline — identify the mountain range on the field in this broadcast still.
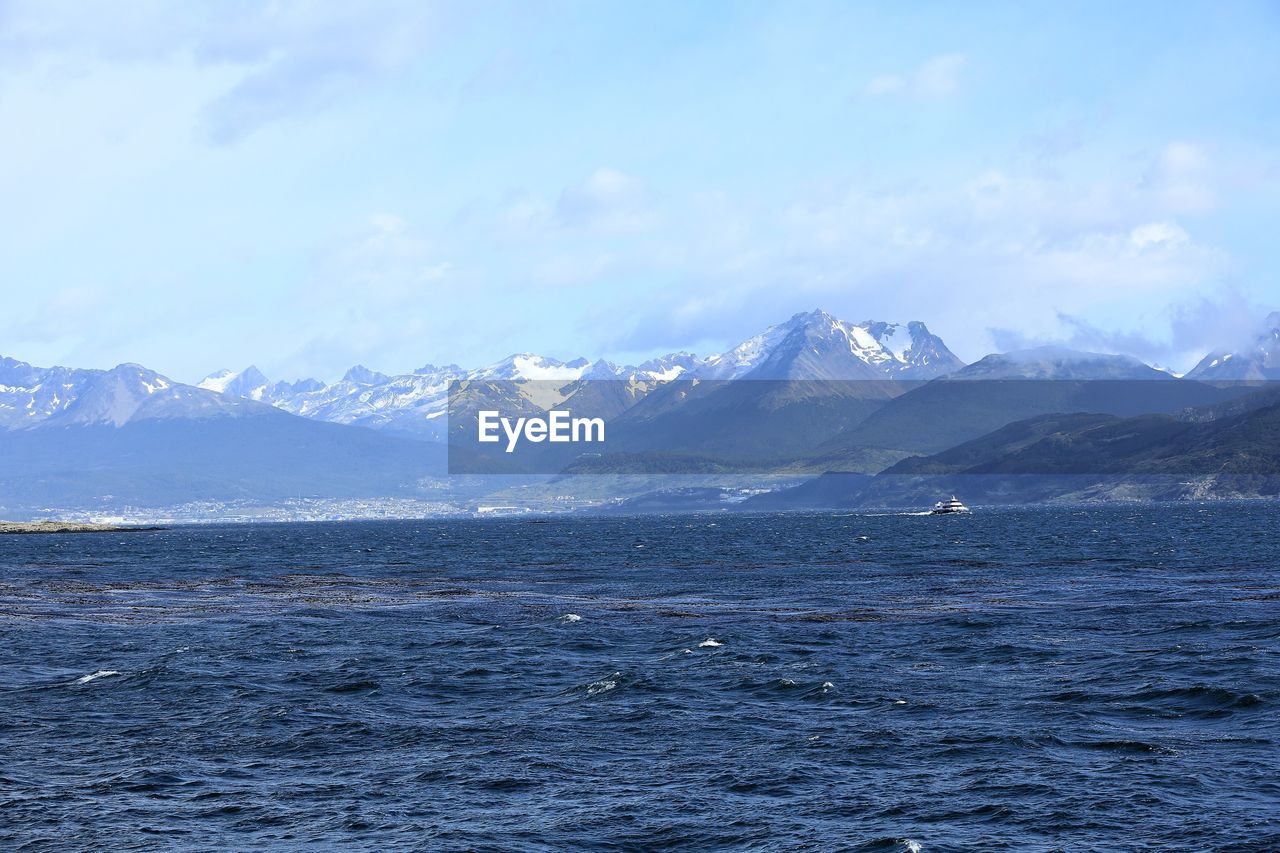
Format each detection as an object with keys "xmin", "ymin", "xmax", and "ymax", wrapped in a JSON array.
[
  {"xmin": 0, "ymin": 358, "xmax": 442, "ymax": 511},
  {"xmin": 1, "ymin": 309, "xmax": 1277, "ymax": 514},
  {"xmin": 187, "ymin": 311, "xmax": 962, "ymax": 441}
]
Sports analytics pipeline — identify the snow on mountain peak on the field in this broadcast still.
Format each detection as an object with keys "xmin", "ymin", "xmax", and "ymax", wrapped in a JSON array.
[
  {"xmin": 701, "ymin": 310, "xmax": 961, "ymax": 380},
  {"xmin": 144, "ymin": 309, "xmax": 964, "ymax": 439},
  {"xmin": 471, "ymin": 354, "xmax": 592, "ymax": 382},
  {"xmin": 700, "ymin": 314, "xmax": 803, "ymax": 378},
  {"xmin": 635, "ymin": 352, "xmax": 705, "ymax": 381},
  {"xmin": 860, "ymin": 321, "xmax": 911, "ymax": 358},
  {"xmin": 199, "ymin": 366, "xmax": 270, "ymax": 400},
  {"xmin": 0, "ymin": 359, "xmax": 258, "ymax": 430},
  {"xmin": 197, "ymin": 369, "xmax": 237, "ymax": 394}
]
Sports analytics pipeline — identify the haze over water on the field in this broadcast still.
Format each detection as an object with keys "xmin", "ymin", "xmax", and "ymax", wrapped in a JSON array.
[{"xmin": 1, "ymin": 506, "xmax": 1277, "ymax": 849}]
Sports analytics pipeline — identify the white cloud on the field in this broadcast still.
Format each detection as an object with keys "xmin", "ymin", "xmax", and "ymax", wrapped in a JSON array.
[
  {"xmin": 913, "ymin": 53, "xmax": 967, "ymax": 96},
  {"xmin": 270, "ymin": 213, "xmax": 459, "ymax": 378},
  {"xmin": 599, "ymin": 157, "xmax": 1235, "ymax": 364},
  {"xmin": 489, "ymin": 167, "xmax": 659, "ymax": 244},
  {"xmin": 555, "ymin": 167, "xmax": 657, "ymax": 232},
  {"xmin": 1141, "ymin": 141, "xmax": 1219, "ymax": 215},
  {"xmin": 864, "ymin": 75, "xmax": 907, "ymax": 96},
  {"xmin": 1130, "ymin": 222, "xmax": 1189, "ymax": 250},
  {"xmin": 321, "ymin": 213, "xmax": 453, "ymax": 304},
  {"xmin": 988, "ymin": 287, "xmax": 1272, "ymax": 372},
  {"xmin": 863, "ymin": 53, "xmax": 966, "ymax": 99},
  {"xmin": 0, "ymin": 0, "xmax": 446, "ymax": 143}
]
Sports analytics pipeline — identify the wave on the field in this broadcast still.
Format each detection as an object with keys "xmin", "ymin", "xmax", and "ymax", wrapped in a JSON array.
[
  {"xmin": 585, "ymin": 672, "xmax": 623, "ymax": 696},
  {"xmin": 72, "ymin": 670, "xmax": 120, "ymax": 685},
  {"xmin": 1049, "ymin": 683, "xmax": 1265, "ymax": 715},
  {"xmin": 1132, "ymin": 684, "xmax": 1263, "ymax": 710}
]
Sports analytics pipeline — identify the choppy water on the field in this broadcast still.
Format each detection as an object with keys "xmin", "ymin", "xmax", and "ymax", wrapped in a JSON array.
[{"xmin": 1, "ymin": 506, "xmax": 1278, "ymax": 850}]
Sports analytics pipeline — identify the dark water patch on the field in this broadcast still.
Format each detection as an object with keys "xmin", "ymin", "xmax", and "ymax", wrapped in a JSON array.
[
  {"xmin": 324, "ymin": 679, "xmax": 380, "ymax": 694},
  {"xmin": 1068, "ymin": 738, "xmax": 1171, "ymax": 754},
  {"xmin": 1132, "ymin": 683, "xmax": 1264, "ymax": 710}
]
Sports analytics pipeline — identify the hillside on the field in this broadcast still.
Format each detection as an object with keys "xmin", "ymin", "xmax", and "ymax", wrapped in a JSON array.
[{"xmin": 746, "ymin": 390, "xmax": 1280, "ymax": 509}]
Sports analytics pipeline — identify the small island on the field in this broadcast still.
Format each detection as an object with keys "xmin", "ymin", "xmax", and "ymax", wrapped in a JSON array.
[{"xmin": 0, "ymin": 521, "xmax": 162, "ymax": 535}]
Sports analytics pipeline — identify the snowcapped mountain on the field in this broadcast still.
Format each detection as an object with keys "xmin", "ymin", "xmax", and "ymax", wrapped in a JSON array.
[
  {"xmin": 698, "ymin": 316, "xmax": 799, "ymax": 379},
  {"xmin": 269, "ymin": 372, "xmax": 454, "ymax": 438},
  {"xmin": 866, "ymin": 320, "xmax": 966, "ymax": 379},
  {"xmin": 0, "ymin": 357, "xmax": 446, "ymax": 511},
  {"xmin": 1185, "ymin": 312, "xmax": 1280, "ymax": 381},
  {"xmin": 456, "ymin": 353, "xmax": 713, "ymax": 433},
  {"xmin": 1, "ymin": 357, "xmax": 258, "ymax": 429},
  {"xmin": 196, "ymin": 368, "xmax": 237, "ymax": 393},
  {"xmin": 570, "ymin": 353, "xmax": 707, "ymax": 382},
  {"xmin": 195, "ymin": 349, "xmax": 712, "ymax": 440},
  {"xmin": 579, "ymin": 311, "xmax": 959, "ymax": 462},
  {"xmin": 635, "ymin": 352, "xmax": 706, "ymax": 381},
  {"xmin": 699, "ymin": 310, "xmax": 961, "ymax": 380},
  {"xmin": 198, "ymin": 365, "xmax": 271, "ymax": 400},
  {"xmin": 469, "ymin": 354, "xmax": 591, "ymax": 382},
  {"xmin": 185, "ymin": 310, "xmax": 963, "ymax": 439}
]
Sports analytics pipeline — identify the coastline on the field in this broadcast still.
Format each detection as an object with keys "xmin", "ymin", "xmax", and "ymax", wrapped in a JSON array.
[{"xmin": 0, "ymin": 521, "xmax": 163, "ymax": 535}]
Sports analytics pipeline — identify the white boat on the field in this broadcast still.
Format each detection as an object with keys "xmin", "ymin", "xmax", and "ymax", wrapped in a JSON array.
[{"xmin": 930, "ymin": 496, "xmax": 970, "ymax": 515}]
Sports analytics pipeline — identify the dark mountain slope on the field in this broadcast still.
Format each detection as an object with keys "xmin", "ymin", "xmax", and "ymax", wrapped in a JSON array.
[
  {"xmin": 747, "ymin": 391, "xmax": 1280, "ymax": 509},
  {"xmin": 0, "ymin": 411, "xmax": 445, "ymax": 508},
  {"xmin": 815, "ymin": 361, "xmax": 1241, "ymax": 457}
]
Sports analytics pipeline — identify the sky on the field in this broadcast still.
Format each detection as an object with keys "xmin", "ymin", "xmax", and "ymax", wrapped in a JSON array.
[{"xmin": 2, "ymin": 0, "xmax": 1278, "ymax": 382}]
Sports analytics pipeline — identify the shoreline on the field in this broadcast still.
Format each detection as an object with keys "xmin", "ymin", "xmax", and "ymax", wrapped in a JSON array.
[{"xmin": 0, "ymin": 521, "xmax": 164, "ymax": 535}]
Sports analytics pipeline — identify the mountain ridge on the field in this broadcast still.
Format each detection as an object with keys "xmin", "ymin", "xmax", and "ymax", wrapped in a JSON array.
[{"xmin": 192, "ymin": 309, "xmax": 963, "ymax": 440}]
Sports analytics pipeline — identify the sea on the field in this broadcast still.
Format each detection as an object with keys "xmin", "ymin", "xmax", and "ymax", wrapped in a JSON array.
[{"xmin": 1, "ymin": 505, "xmax": 1277, "ymax": 851}]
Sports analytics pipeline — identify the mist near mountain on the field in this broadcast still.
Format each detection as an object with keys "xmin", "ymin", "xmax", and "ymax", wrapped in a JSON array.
[{"xmin": 1186, "ymin": 312, "xmax": 1280, "ymax": 381}]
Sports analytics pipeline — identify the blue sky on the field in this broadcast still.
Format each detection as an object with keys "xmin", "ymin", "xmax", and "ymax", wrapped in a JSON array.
[{"xmin": 1, "ymin": 0, "xmax": 1278, "ymax": 381}]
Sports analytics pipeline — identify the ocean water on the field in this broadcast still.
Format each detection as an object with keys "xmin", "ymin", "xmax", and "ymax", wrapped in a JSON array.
[{"xmin": 1, "ymin": 506, "xmax": 1277, "ymax": 850}]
